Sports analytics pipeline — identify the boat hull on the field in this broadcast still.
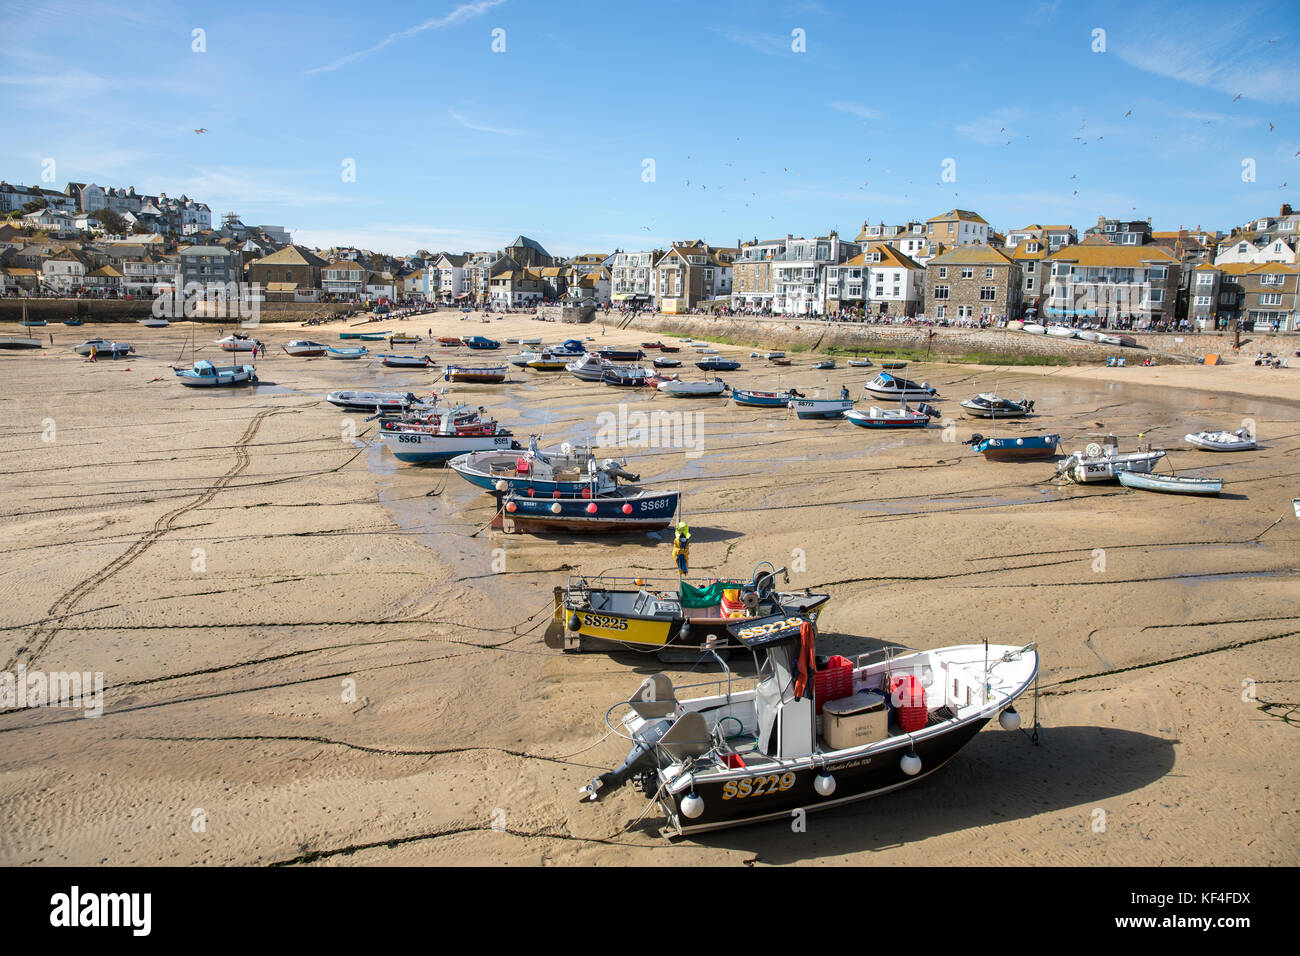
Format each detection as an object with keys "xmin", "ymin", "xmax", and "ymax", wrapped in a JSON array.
[
  {"xmin": 381, "ymin": 430, "xmax": 516, "ymax": 463},
  {"xmin": 1118, "ymin": 472, "xmax": 1223, "ymax": 496},
  {"xmin": 973, "ymin": 436, "xmax": 1060, "ymax": 461},
  {"xmin": 496, "ymin": 491, "xmax": 680, "ymax": 534},
  {"xmin": 845, "ymin": 410, "xmax": 929, "ymax": 428},
  {"xmin": 732, "ymin": 389, "xmax": 797, "ymax": 408},
  {"xmin": 444, "ymin": 367, "xmax": 507, "ymax": 383},
  {"xmin": 176, "ymin": 366, "xmax": 256, "ymax": 387},
  {"xmin": 664, "ymin": 717, "xmax": 992, "ymax": 835},
  {"xmin": 790, "ymin": 399, "xmax": 853, "ymax": 419}
]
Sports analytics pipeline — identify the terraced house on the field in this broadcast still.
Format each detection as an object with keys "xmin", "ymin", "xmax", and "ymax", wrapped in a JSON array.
[
  {"xmin": 767, "ymin": 233, "xmax": 860, "ymax": 316},
  {"xmin": 1042, "ymin": 241, "xmax": 1180, "ymax": 325},
  {"xmin": 732, "ymin": 237, "xmax": 786, "ymax": 312},
  {"xmin": 322, "ymin": 260, "xmax": 365, "ymax": 298},
  {"xmin": 925, "ymin": 209, "xmax": 991, "ymax": 249},
  {"xmin": 653, "ymin": 240, "xmax": 738, "ymax": 313},
  {"xmin": 923, "ymin": 245, "xmax": 1020, "ymax": 322},
  {"xmin": 1200, "ymin": 263, "xmax": 1300, "ymax": 331},
  {"xmin": 833, "ymin": 244, "xmax": 925, "ymax": 316},
  {"xmin": 609, "ymin": 249, "xmax": 662, "ymax": 307},
  {"xmin": 249, "ymin": 245, "xmax": 328, "ymax": 301}
]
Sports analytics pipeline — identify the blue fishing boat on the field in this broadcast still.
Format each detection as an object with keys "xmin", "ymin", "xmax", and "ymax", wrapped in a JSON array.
[
  {"xmin": 1117, "ymin": 472, "xmax": 1223, "ymax": 496},
  {"xmin": 494, "ymin": 489, "xmax": 680, "ymax": 534},
  {"xmin": 732, "ymin": 387, "xmax": 804, "ymax": 408},
  {"xmin": 449, "ymin": 436, "xmax": 637, "ymax": 495},
  {"xmin": 965, "ymin": 433, "xmax": 1060, "ymax": 461},
  {"xmin": 552, "ymin": 339, "xmax": 587, "ymax": 354},
  {"xmin": 463, "ymin": 335, "xmax": 500, "ymax": 350},
  {"xmin": 174, "ymin": 360, "xmax": 256, "ymax": 387},
  {"xmin": 845, "ymin": 402, "xmax": 938, "ymax": 429},
  {"xmin": 63, "ymin": 318, "xmax": 84, "ymax": 326}
]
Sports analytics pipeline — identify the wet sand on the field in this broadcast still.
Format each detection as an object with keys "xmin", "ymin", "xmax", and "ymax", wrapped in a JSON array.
[{"xmin": 0, "ymin": 312, "xmax": 1296, "ymax": 866}]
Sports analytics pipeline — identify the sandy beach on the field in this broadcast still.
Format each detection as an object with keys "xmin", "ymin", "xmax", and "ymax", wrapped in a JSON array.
[{"xmin": 0, "ymin": 311, "xmax": 1295, "ymax": 867}]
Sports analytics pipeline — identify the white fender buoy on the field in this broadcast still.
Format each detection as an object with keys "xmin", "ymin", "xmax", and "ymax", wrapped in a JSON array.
[
  {"xmin": 814, "ymin": 772, "xmax": 836, "ymax": 796},
  {"xmin": 680, "ymin": 792, "xmax": 704, "ymax": 819},
  {"xmin": 550, "ymin": 501, "xmax": 562, "ymax": 514},
  {"xmin": 900, "ymin": 752, "xmax": 922, "ymax": 776},
  {"xmin": 560, "ymin": 441, "xmax": 573, "ymax": 456},
  {"xmin": 999, "ymin": 707, "xmax": 1021, "ymax": 731},
  {"xmin": 495, "ymin": 479, "xmax": 509, "ymax": 492}
]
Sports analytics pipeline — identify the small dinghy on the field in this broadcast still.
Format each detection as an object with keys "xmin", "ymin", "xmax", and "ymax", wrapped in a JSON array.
[
  {"xmin": 1021, "ymin": 323, "xmax": 1047, "ymax": 335},
  {"xmin": 847, "ymin": 359, "xmax": 873, "ymax": 368},
  {"xmin": 436, "ymin": 336, "xmax": 463, "ymax": 347},
  {"xmin": 1046, "ymin": 325, "xmax": 1077, "ymax": 338},
  {"xmin": 327, "ymin": 390, "xmax": 421, "ymax": 412},
  {"xmin": 444, "ymin": 365, "xmax": 507, "ymax": 383},
  {"xmin": 328, "ymin": 346, "xmax": 370, "ymax": 360},
  {"xmin": 863, "ymin": 371, "xmax": 937, "ymax": 400},
  {"xmin": 1099, "ymin": 333, "xmax": 1136, "ymax": 347},
  {"xmin": 659, "ymin": 345, "xmax": 681, "ymax": 353},
  {"xmin": 658, "ymin": 378, "xmax": 728, "ymax": 398},
  {"xmin": 450, "ymin": 437, "xmax": 636, "ymax": 496},
  {"xmin": 381, "ymin": 354, "xmax": 436, "ymax": 368},
  {"xmin": 1118, "ymin": 472, "xmax": 1223, "ymax": 496},
  {"xmin": 790, "ymin": 395, "xmax": 855, "ymax": 420},
  {"xmin": 339, "ymin": 331, "xmax": 365, "ymax": 340},
  {"xmin": 603, "ymin": 366, "xmax": 650, "ymax": 387},
  {"xmin": 764, "ymin": 351, "xmax": 785, "ymax": 360},
  {"xmin": 283, "ymin": 340, "xmax": 329, "ymax": 357},
  {"xmin": 0, "ymin": 336, "xmax": 42, "ymax": 350},
  {"xmin": 547, "ymin": 560, "xmax": 830, "ymax": 657},
  {"xmin": 574, "ymin": 611, "xmax": 1038, "ymax": 836},
  {"xmin": 644, "ymin": 371, "xmax": 680, "ymax": 388},
  {"xmin": 358, "ymin": 331, "xmax": 388, "ymax": 341},
  {"xmin": 812, "ymin": 359, "xmax": 836, "ymax": 370},
  {"xmin": 641, "ymin": 341, "xmax": 664, "ymax": 350},
  {"xmin": 1076, "ymin": 330, "xmax": 1104, "ymax": 343},
  {"xmin": 567, "ymin": 353, "xmax": 610, "ymax": 381},
  {"xmin": 139, "ymin": 317, "xmax": 169, "ymax": 328},
  {"xmin": 696, "ymin": 357, "xmax": 741, "ymax": 371},
  {"xmin": 518, "ymin": 337, "xmax": 542, "ymax": 346},
  {"xmin": 495, "ymin": 489, "xmax": 680, "ymax": 535},
  {"xmin": 217, "ymin": 333, "xmax": 258, "ymax": 352},
  {"xmin": 175, "ymin": 360, "xmax": 256, "ymax": 387},
  {"xmin": 74, "ymin": 338, "xmax": 133, "ymax": 358},
  {"xmin": 1184, "ymin": 428, "xmax": 1256, "ymax": 452},
  {"xmin": 845, "ymin": 401, "xmax": 938, "ymax": 429},
  {"xmin": 1055, "ymin": 436, "xmax": 1165, "ymax": 483},
  {"xmin": 880, "ymin": 361, "xmax": 908, "ymax": 370},
  {"xmin": 63, "ymin": 318, "xmax": 84, "ymax": 326},
  {"xmin": 653, "ymin": 357, "xmax": 682, "ymax": 369},
  {"xmin": 965, "ymin": 433, "xmax": 1060, "ymax": 461},
  {"xmin": 732, "ymin": 387, "xmax": 804, "ymax": 408},
  {"xmin": 960, "ymin": 393, "xmax": 1034, "ymax": 419}
]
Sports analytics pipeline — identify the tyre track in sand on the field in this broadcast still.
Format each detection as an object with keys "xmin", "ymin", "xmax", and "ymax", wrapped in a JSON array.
[{"xmin": 7, "ymin": 407, "xmax": 290, "ymax": 671}]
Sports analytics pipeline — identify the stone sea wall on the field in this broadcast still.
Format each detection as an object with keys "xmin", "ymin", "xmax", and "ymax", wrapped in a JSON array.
[{"xmin": 0, "ymin": 298, "xmax": 356, "ymax": 324}]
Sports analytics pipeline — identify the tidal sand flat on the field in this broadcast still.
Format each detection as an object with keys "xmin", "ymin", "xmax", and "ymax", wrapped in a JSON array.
[{"xmin": 0, "ymin": 314, "xmax": 1296, "ymax": 866}]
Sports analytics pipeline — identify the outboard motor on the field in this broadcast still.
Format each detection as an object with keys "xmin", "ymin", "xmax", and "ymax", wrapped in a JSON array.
[
  {"xmin": 580, "ymin": 718, "xmax": 673, "ymax": 801},
  {"xmin": 963, "ymin": 432, "xmax": 985, "ymax": 447},
  {"xmin": 601, "ymin": 459, "xmax": 640, "ymax": 483}
]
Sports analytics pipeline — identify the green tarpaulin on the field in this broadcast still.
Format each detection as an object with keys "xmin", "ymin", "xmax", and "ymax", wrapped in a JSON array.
[{"xmin": 679, "ymin": 580, "xmax": 747, "ymax": 609}]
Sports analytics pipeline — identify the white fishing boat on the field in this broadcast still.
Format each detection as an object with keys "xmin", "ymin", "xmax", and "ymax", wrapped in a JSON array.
[
  {"xmin": 862, "ymin": 372, "xmax": 937, "ymax": 401},
  {"xmin": 566, "ymin": 352, "xmax": 610, "ymax": 381},
  {"xmin": 1055, "ymin": 436, "xmax": 1165, "ymax": 483},
  {"xmin": 0, "ymin": 336, "xmax": 43, "ymax": 350},
  {"xmin": 379, "ymin": 415, "xmax": 516, "ymax": 463},
  {"xmin": 577, "ymin": 611, "xmax": 1039, "ymax": 836},
  {"xmin": 282, "ymin": 340, "xmax": 329, "ymax": 357},
  {"xmin": 217, "ymin": 332, "xmax": 258, "ymax": 352},
  {"xmin": 960, "ymin": 393, "xmax": 1034, "ymax": 419},
  {"xmin": 1184, "ymin": 428, "xmax": 1256, "ymax": 452},
  {"xmin": 657, "ymin": 378, "xmax": 728, "ymax": 398},
  {"xmin": 74, "ymin": 338, "xmax": 133, "ymax": 357},
  {"xmin": 790, "ymin": 396, "xmax": 854, "ymax": 420}
]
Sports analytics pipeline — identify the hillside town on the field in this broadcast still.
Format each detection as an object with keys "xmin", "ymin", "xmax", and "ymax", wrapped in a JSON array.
[{"xmin": 2, "ymin": 178, "xmax": 1297, "ymax": 332}]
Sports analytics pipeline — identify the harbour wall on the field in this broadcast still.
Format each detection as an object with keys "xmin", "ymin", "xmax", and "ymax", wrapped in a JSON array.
[{"xmin": 0, "ymin": 298, "xmax": 357, "ymax": 325}]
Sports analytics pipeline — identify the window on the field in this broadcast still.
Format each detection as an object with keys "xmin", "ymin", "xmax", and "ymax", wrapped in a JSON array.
[
  {"xmin": 1149, "ymin": 267, "xmax": 1167, "ymax": 280},
  {"xmin": 1220, "ymin": 292, "xmax": 1235, "ymax": 304},
  {"xmin": 961, "ymin": 266, "xmax": 973, "ymax": 279},
  {"xmin": 985, "ymin": 268, "xmax": 994, "ymax": 278},
  {"xmin": 932, "ymin": 285, "xmax": 949, "ymax": 300},
  {"xmin": 937, "ymin": 266, "xmax": 947, "ymax": 278},
  {"xmin": 1149, "ymin": 289, "xmax": 1164, "ymax": 303},
  {"xmin": 1026, "ymin": 276, "xmax": 1035, "ymax": 290},
  {"xmin": 935, "ymin": 305, "xmax": 945, "ymax": 318},
  {"xmin": 979, "ymin": 286, "xmax": 996, "ymax": 300},
  {"xmin": 1194, "ymin": 295, "xmax": 1212, "ymax": 306},
  {"xmin": 1196, "ymin": 273, "xmax": 1214, "ymax": 286},
  {"xmin": 1260, "ymin": 293, "xmax": 1283, "ymax": 305}
]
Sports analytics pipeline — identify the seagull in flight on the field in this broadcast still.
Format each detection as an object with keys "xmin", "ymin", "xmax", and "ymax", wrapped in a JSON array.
[{"xmin": 194, "ymin": 128, "xmax": 207, "ymax": 134}]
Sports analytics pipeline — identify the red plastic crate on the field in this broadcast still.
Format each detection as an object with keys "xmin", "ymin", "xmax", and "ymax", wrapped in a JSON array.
[
  {"xmin": 815, "ymin": 655, "xmax": 854, "ymax": 714},
  {"xmin": 890, "ymin": 674, "xmax": 928, "ymax": 732}
]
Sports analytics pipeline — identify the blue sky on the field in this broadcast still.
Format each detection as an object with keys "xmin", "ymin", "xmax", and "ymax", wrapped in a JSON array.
[{"xmin": 1, "ymin": 0, "xmax": 1297, "ymax": 256}]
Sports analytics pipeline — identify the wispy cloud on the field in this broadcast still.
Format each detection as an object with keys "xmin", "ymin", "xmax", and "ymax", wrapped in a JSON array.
[
  {"xmin": 1111, "ymin": 8, "xmax": 1300, "ymax": 106},
  {"xmin": 955, "ymin": 108, "xmax": 1025, "ymax": 146},
  {"xmin": 448, "ymin": 108, "xmax": 520, "ymax": 136},
  {"xmin": 830, "ymin": 101, "xmax": 883, "ymax": 122},
  {"xmin": 707, "ymin": 27, "xmax": 788, "ymax": 57},
  {"xmin": 304, "ymin": 0, "xmax": 507, "ymax": 75}
]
